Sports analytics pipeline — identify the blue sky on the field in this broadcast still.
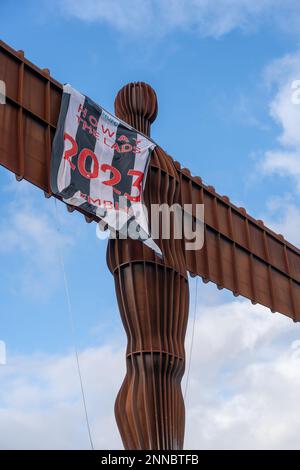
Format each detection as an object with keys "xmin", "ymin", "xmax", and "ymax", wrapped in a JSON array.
[{"xmin": 1, "ymin": 0, "xmax": 300, "ymax": 450}]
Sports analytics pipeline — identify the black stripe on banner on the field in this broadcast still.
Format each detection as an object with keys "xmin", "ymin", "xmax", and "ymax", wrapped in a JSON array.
[
  {"xmin": 111, "ymin": 124, "xmax": 138, "ymax": 208},
  {"xmin": 50, "ymin": 92, "xmax": 71, "ymax": 194},
  {"xmin": 59, "ymin": 97, "xmax": 101, "ymax": 211}
]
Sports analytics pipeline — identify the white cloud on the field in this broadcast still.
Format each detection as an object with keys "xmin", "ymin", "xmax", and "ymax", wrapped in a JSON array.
[
  {"xmin": 1, "ymin": 296, "xmax": 300, "ymax": 449},
  {"xmin": 0, "ymin": 344, "xmax": 125, "ymax": 449},
  {"xmin": 186, "ymin": 340, "xmax": 300, "ymax": 449},
  {"xmin": 254, "ymin": 51, "xmax": 300, "ymax": 250},
  {"xmin": 262, "ymin": 195, "xmax": 300, "ymax": 246},
  {"xmin": 184, "ymin": 297, "xmax": 300, "ymax": 449},
  {"xmin": 58, "ymin": 0, "xmax": 300, "ymax": 38},
  {"xmin": 186, "ymin": 299, "xmax": 291, "ymax": 375},
  {"xmin": 261, "ymin": 52, "xmax": 300, "ymax": 192}
]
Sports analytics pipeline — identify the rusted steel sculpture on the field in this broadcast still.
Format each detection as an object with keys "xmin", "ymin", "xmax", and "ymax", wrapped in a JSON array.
[
  {"xmin": 1, "ymin": 39, "xmax": 300, "ymax": 449},
  {"xmin": 108, "ymin": 83, "xmax": 188, "ymax": 449}
]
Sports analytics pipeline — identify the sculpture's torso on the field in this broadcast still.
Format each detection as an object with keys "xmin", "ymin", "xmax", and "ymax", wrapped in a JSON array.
[{"xmin": 106, "ymin": 82, "xmax": 189, "ymax": 450}]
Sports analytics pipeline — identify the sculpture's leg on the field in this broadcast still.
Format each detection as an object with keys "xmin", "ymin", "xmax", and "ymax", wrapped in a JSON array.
[{"xmin": 112, "ymin": 261, "xmax": 189, "ymax": 450}]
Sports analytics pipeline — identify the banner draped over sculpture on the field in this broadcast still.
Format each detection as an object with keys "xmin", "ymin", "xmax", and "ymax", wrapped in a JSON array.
[{"xmin": 50, "ymin": 84, "xmax": 161, "ymax": 257}]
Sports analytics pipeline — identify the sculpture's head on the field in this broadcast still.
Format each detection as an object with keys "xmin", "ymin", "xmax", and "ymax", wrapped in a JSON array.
[{"xmin": 114, "ymin": 82, "xmax": 158, "ymax": 136}]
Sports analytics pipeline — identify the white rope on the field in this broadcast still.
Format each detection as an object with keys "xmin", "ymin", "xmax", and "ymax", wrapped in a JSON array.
[
  {"xmin": 184, "ymin": 276, "xmax": 199, "ymax": 400},
  {"xmin": 54, "ymin": 199, "xmax": 94, "ymax": 450}
]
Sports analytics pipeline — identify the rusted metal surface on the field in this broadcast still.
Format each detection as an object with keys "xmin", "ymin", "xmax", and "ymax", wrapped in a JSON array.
[
  {"xmin": 0, "ymin": 40, "xmax": 61, "ymax": 191},
  {"xmin": 108, "ymin": 83, "xmax": 188, "ymax": 449},
  {"xmin": 1, "ymin": 39, "xmax": 300, "ymax": 449},
  {"xmin": 178, "ymin": 170, "xmax": 300, "ymax": 321}
]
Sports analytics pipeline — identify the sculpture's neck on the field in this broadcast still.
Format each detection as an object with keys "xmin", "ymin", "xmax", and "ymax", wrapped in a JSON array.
[{"xmin": 119, "ymin": 114, "xmax": 151, "ymax": 137}]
